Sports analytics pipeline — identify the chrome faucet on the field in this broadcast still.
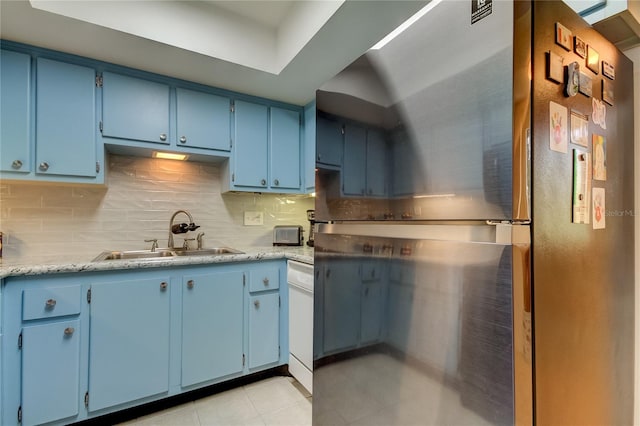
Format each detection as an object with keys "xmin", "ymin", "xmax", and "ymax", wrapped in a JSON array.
[
  {"xmin": 197, "ymin": 232, "xmax": 205, "ymax": 249},
  {"xmin": 168, "ymin": 210, "xmax": 200, "ymax": 249}
]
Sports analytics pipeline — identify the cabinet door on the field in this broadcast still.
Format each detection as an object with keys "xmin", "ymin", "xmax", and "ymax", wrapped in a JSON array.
[
  {"xmin": 322, "ymin": 262, "xmax": 360, "ymax": 354},
  {"xmin": 102, "ymin": 72, "xmax": 170, "ymax": 144},
  {"xmin": 366, "ymin": 129, "xmax": 387, "ymax": 197},
  {"xmin": 0, "ymin": 50, "xmax": 31, "ymax": 173},
  {"xmin": 248, "ymin": 293, "xmax": 279, "ymax": 369},
  {"xmin": 176, "ymin": 88, "xmax": 231, "ymax": 151},
  {"xmin": 88, "ymin": 278, "xmax": 170, "ymax": 412},
  {"xmin": 181, "ymin": 271, "xmax": 244, "ymax": 387},
  {"xmin": 233, "ymin": 100, "xmax": 268, "ymax": 188},
  {"xmin": 36, "ymin": 58, "xmax": 96, "ymax": 177},
  {"xmin": 21, "ymin": 320, "xmax": 80, "ymax": 426},
  {"xmin": 342, "ymin": 124, "xmax": 367, "ymax": 196},
  {"xmin": 316, "ymin": 116, "xmax": 342, "ymax": 167},
  {"xmin": 269, "ymin": 107, "xmax": 300, "ymax": 190}
]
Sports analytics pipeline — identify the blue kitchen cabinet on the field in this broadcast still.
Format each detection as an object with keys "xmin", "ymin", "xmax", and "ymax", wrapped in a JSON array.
[
  {"xmin": 248, "ymin": 263, "xmax": 281, "ymax": 369},
  {"xmin": 0, "ymin": 50, "xmax": 31, "ymax": 174},
  {"xmin": 21, "ymin": 320, "xmax": 81, "ymax": 426},
  {"xmin": 88, "ymin": 277, "xmax": 171, "ymax": 412},
  {"xmin": 36, "ymin": 58, "xmax": 97, "ymax": 178},
  {"xmin": 248, "ymin": 292, "xmax": 280, "ymax": 369},
  {"xmin": 322, "ymin": 262, "xmax": 361, "ymax": 354},
  {"xmin": 269, "ymin": 107, "xmax": 300, "ymax": 190},
  {"xmin": 102, "ymin": 72, "xmax": 170, "ymax": 145},
  {"xmin": 316, "ymin": 115, "xmax": 343, "ymax": 167},
  {"xmin": 303, "ymin": 101, "xmax": 316, "ymax": 192},
  {"xmin": 181, "ymin": 271, "xmax": 244, "ymax": 388},
  {"xmin": 342, "ymin": 123, "xmax": 367, "ymax": 196},
  {"xmin": 232, "ymin": 100, "xmax": 269, "ymax": 188},
  {"xmin": 176, "ymin": 88, "xmax": 231, "ymax": 151}
]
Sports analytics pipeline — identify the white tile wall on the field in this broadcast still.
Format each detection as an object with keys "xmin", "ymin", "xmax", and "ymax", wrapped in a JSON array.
[{"xmin": 0, "ymin": 154, "xmax": 314, "ymax": 263}]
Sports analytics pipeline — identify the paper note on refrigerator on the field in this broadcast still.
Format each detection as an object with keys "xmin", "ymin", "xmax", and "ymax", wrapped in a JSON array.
[
  {"xmin": 572, "ymin": 149, "xmax": 591, "ymax": 224},
  {"xmin": 592, "ymin": 187, "xmax": 606, "ymax": 229},
  {"xmin": 549, "ymin": 101, "xmax": 568, "ymax": 153}
]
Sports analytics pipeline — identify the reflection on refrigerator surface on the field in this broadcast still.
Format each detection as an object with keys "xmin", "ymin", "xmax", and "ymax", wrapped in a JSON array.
[{"xmin": 313, "ymin": 232, "xmax": 513, "ymax": 425}]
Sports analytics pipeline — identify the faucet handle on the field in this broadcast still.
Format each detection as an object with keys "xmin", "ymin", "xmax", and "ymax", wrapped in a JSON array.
[
  {"xmin": 196, "ymin": 232, "xmax": 205, "ymax": 249},
  {"xmin": 144, "ymin": 239, "xmax": 158, "ymax": 252},
  {"xmin": 187, "ymin": 223, "xmax": 200, "ymax": 231}
]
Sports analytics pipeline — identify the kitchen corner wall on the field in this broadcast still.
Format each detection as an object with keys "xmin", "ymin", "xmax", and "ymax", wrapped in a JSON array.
[{"xmin": 0, "ymin": 154, "xmax": 314, "ymax": 264}]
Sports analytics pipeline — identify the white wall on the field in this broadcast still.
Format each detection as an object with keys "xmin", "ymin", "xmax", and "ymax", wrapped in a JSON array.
[
  {"xmin": 0, "ymin": 154, "xmax": 314, "ymax": 264},
  {"xmin": 623, "ymin": 44, "xmax": 640, "ymax": 426}
]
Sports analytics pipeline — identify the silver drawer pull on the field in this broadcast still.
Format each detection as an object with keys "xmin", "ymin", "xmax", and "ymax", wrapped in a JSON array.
[
  {"xmin": 64, "ymin": 327, "xmax": 75, "ymax": 336},
  {"xmin": 187, "ymin": 280, "xmax": 194, "ymax": 289},
  {"xmin": 254, "ymin": 300, "xmax": 260, "ymax": 308},
  {"xmin": 263, "ymin": 277, "xmax": 269, "ymax": 286},
  {"xmin": 160, "ymin": 282, "xmax": 168, "ymax": 291},
  {"xmin": 45, "ymin": 299, "xmax": 57, "ymax": 308}
]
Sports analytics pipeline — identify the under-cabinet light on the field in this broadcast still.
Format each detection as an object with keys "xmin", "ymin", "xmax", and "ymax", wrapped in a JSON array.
[{"xmin": 152, "ymin": 152, "xmax": 189, "ymax": 161}]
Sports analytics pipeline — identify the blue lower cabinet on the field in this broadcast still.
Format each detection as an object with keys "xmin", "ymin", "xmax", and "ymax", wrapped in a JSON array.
[
  {"xmin": 21, "ymin": 320, "xmax": 80, "ymax": 426},
  {"xmin": 88, "ymin": 278, "xmax": 171, "ymax": 412},
  {"xmin": 181, "ymin": 271, "xmax": 244, "ymax": 387},
  {"xmin": 248, "ymin": 293, "xmax": 280, "ymax": 369},
  {"xmin": 322, "ymin": 263, "xmax": 361, "ymax": 354}
]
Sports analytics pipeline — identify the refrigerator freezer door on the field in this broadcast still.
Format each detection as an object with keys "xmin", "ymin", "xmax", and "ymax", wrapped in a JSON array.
[
  {"xmin": 313, "ymin": 223, "xmax": 532, "ymax": 425},
  {"xmin": 315, "ymin": 0, "xmax": 530, "ymax": 223}
]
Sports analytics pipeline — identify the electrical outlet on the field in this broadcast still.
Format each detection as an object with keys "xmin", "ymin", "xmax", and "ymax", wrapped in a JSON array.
[{"xmin": 244, "ymin": 211, "xmax": 264, "ymax": 226}]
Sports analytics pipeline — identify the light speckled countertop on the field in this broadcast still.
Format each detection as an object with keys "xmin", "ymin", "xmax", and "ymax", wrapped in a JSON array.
[{"xmin": 0, "ymin": 246, "xmax": 314, "ymax": 279}]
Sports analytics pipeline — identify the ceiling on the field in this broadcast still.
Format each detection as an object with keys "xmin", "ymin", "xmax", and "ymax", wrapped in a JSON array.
[{"xmin": 0, "ymin": 0, "xmax": 428, "ymax": 106}]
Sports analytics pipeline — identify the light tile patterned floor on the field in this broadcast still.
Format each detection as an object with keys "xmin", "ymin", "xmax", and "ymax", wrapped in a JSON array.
[{"xmin": 119, "ymin": 376, "xmax": 311, "ymax": 426}]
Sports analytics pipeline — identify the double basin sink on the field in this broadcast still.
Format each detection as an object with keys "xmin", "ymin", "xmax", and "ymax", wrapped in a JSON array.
[{"xmin": 93, "ymin": 247, "xmax": 243, "ymax": 262}]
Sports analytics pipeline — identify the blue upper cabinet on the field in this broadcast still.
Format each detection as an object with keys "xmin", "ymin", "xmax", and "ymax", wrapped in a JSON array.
[
  {"xmin": 227, "ymin": 102, "xmax": 303, "ymax": 193},
  {"xmin": 269, "ymin": 107, "xmax": 300, "ymax": 190},
  {"xmin": 176, "ymin": 88, "xmax": 231, "ymax": 151},
  {"xmin": 102, "ymin": 71, "xmax": 170, "ymax": 145},
  {"xmin": 316, "ymin": 115, "xmax": 343, "ymax": 167},
  {"xmin": 36, "ymin": 58, "xmax": 97, "ymax": 178},
  {"xmin": 0, "ymin": 50, "xmax": 31, "ymax": 174},
  {"xmin": 232, "ymin": 100, "xmax": 269, "ymax": 188}
]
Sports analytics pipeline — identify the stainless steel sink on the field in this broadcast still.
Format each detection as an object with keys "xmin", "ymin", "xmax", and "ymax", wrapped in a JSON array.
[
  {"xmin": 92, "ymin": 249, "xmax": 177, "ymax": 261},
  {"xmin": 92, "ymin": 247, "xmax": 243, "ymax": 261},
  {"xmin": 173, "ymin": 247, "xmax": 244, "ymax": 256}
]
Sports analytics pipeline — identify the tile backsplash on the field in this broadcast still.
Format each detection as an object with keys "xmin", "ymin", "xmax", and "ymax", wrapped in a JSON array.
[{"xmin": 0, "ymin": 155, "xmax": 314, "ymax": 263}]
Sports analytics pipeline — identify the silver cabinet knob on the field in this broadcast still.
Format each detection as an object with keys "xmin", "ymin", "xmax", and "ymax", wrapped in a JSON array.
[
  {"xmin": 273, "ymin": 179, "xmax": 279, "ymax": 186},
  {"xmin": 11, "ymin": 160, "xmax": 22, "ymax": 169},
  {"xmin": 45, "ymin": 299, "xmax": 57, "ymax": 308},
  {"xmin": 64, "ymin": 327, "xmax": 75, "ymax": 336},
  {"xmin": 187, "ymin": 279, "xmax": 194, "ymax": 289},
  {"xmin": 263, "ymin": 277, "xmax": 269, "ymax": 286},
  {"xmin": 260, "ymin": 179, "xmax": 266, "ymax": 186},
  {"xmin": 160, "ymin": 281, "xmax": 168, "ymax": 291},
  {"xmin": 39, "ymin": 162, "xmax": 49, "ymax": 172},
  {"xmin": 159, "ymin": 133, "xmax": 167, "ymax": 141},
  {"xmin": 180, "ymin": 136, "xmax": 187, "ymax": 144},
  {"xmin": 254, "ymin": 300, "xmax": 260, "ymax": 308}
]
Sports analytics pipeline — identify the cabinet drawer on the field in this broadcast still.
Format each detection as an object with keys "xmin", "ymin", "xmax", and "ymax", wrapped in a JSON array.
[
  {"xmin": 249, "ymin": 267, "xmax": 280, "ymax": 293},
  {"xmin": 23, "ymin": 285, "xmax": 82, "ymax": 320}
]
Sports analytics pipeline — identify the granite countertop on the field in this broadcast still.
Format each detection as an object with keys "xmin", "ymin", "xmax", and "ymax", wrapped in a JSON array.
[{"xmin": 0, "ymin": 246, "xmax": 314, "ymax": 279}]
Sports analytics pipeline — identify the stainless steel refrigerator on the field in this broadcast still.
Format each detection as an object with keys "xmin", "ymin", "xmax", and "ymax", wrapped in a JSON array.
[{"xmin": 312, "ymin": 1, "xmax": 635, "ymax": 425}]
